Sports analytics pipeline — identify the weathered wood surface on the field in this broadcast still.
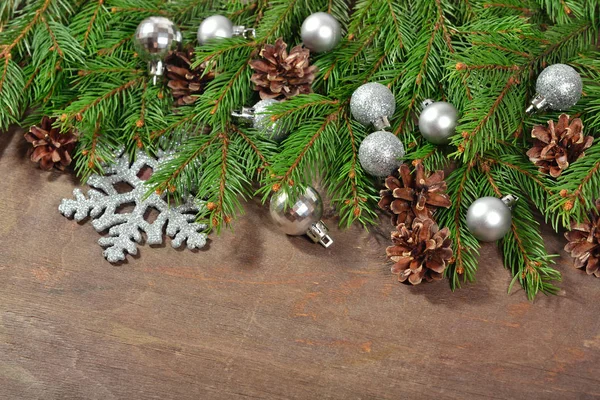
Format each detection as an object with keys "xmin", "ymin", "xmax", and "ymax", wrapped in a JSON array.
[{"xmin": 0, "ymin": 126, "xmax": 599, "ymax": 400}]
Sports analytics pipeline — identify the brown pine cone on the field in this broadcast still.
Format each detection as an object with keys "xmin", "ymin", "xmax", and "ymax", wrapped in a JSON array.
[
  {"xmin": 165, "ymin": 46, "xmax": 214, "ymax": 106},
  {"xmin": 378, "ymin": 160, "xmax": 451, "ymax": 226},
  {"xmin": 249, "ymin": 38, "xmax": 317, "ymax": 100},
  {"xmin": 24, "ymin": 117, "xmax": 77, "ymax": 171},
  {"xmin": 526, "ymin": 114, "xmax": 592, "ymax": 178},
  {"xmin": 564, "ymin": 199, "xmax": 600, "ymax": 277},
  {"xmin": 386, "ymin": 218, "xmax": 453, "ymax": 285}
]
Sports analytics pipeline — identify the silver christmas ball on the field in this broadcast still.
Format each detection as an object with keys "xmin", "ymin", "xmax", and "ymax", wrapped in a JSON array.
[
  {"xmin": 253, "ymin": 99, "xmax": 288, "ymax": 142},
  {"xmin": 418, "ymin": 101, "xmax": 458, "ymax": 145},
  {"xmin": 301, "ymin": 12, "xmax": 341, "ymax": 53},
  {"xmin": 358, "ymin": 131, "xmax": 405, "ymax": 177},
  {"xmin": 134, "ymin": 17, "xmax": 182, "ymax": 60},
  {"xmin": 270, "ymin": 186, "xmax": 323, "ymax": 236},
  {"xmin": 197, "ymin": 15, "xmax": 234, "ymax": 45},
  {"xmin": 466, "ymin": 196, "xmax": 513, "ymax": 242},
  {"xmin": 350, "ymin": 82, "xmax": 396, "ymax": 129},
  {"xmin": 536, "ymin": 64, "xmax": 582, "ymax": 111}
]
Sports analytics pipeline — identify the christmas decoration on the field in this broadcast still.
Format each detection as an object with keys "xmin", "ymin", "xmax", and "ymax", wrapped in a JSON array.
[
  {"xmin": 350, "ymin": 83, "xmax": 395, "ymax": 130},
  {"xmin": 59, "ymin": 150, "xmax": 208, "ymax": 263},
  {"xmin": 378, "ymin": 161, "xmax": 451, "ymax": 226},
  {"xmin": 564, "ymin": 199, "xmax": 600, "ymax": 278},
  {"xmin": 24, "ymin": 117, "xmax": 77, "ymax": 171},
  {"xmin": 358, "ymin": 131, "xmax": 405, "ymax": 177},
  {"xmin": 232, "ymin": 99, "xmax": 289, "ymax": 142},
  {"xmin": 466, "ymin": 195, "xmax": 518, "ymax": 242},
  {"xmin": 197, "ymin": 15, "xmax": 255, "ymax": 45},
  {"xmin": 249, "ymin": 38, "xmax": 317, "ymax": 100},
  {"xmin": 526, "ymin": 114, "xmax": 592, "ymax": 178},
  {"xmin": 133, "ymin": 17, "xmax": 182, "ymax": 85},
  {"xmin": 165, "ymin": 46, "xmax": 214, "ymax": 106},
  {"xmin": 300, "ymin": 12, "xmax": 342, "ymax": 53},
  {"xmin": 387, "ymin": 218, "xmax": 453, "ymax": 285},
  {"xmin": 526, "ymin": 64, "xmax": 582, "ymax": 114},
  {"xmin": 418, "ymin": 99, "xmax": 458, "ymax": 145},
  {"xmin": 269, "ymin": 186, "xmax": 333, "ymax": 247}
]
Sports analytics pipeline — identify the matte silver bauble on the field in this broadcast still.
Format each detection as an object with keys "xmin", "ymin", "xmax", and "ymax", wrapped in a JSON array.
[
  {"xmin": 301, "ymin": 12, "xmax": 341, "ymax": 53},
  {"xmin": 526, "ymin": 64, "xmax": 582, "ymax": 114},
  {"xmin": 418, "ymin": 100, "xmax": 458, "ymax": 145},
  {"xmin": 358, "ymin": 131, "xmax": 405, "ymax": 177},
  {"xmin": 253, "ymin": 99, "xmax": 288, "ymax": 142},
  {"xmin": 197, "ymin": 15, "xmax": 234, "ymax": 44},
  {"xmin": 350, "ymin": 82, "xmax": 396, "ymax": 130},
  {"xmin": 134, "ymin": 17, "xmax": 182, "ymax": 83},
  {"xmin": 466, "ymin": 195, "xmax": 518, "ymax": 242}
]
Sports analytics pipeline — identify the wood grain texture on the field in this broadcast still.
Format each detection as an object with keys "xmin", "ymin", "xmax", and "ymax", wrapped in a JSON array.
[{"xmin": 0, "ymin": 126, "xmax": 599, "ymax": 400}]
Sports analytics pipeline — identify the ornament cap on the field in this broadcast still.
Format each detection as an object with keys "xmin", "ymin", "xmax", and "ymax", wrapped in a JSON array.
[
  {"xmin": 306, "ymin": 220, "xmax": 334, "ymax": 248},
  {"xmin": 232, "ymin": 25, "xmax": 256, "ymax": 39},
  {"xmin": 231, "ymin": 106, "xmax": 255, "ymax": 122},
  {"xmin": 373, "ymin": 115, "xmax": 391, "ymax": 131},
  {"xmin": 149, "ymin": 60, "xmax": 165, "ymax": 85},
  {"xmin": 421, "ymin": 99, "xmax": 434, "ymax": 109},
  {"xmin": 526, "ymin": 94, "xmax": 548, "ymax": 115},
  {"xmin": 501, "ymin": 194, "xmax": 519, "ymax": 209}
]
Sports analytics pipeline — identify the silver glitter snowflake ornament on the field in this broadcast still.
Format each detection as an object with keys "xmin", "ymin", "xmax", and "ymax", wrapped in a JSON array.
[{"xmin": 59, "ymin": 149, "xmax": 208, "ymax": 263}]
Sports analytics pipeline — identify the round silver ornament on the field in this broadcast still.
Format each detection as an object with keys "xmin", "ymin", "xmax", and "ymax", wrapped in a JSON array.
[
  {"xmin": 418, "ymin": 99, "xmax": 458, "ymax": 145},
  {"xmin": 300, "ymin": 12, "xmax": 341, "ymax": 53},
  {"xmin": 253, "ymin": 99, "xmax": 288, "ymax": 142},
  {"xmin": 526, "ymin": 64, "xmax": 582, "ymax": 114},
  {"xmin": 197, "ymin": 15, "xmax": 255, "ymax": 45},
  {"xmin": 350, "ymin": 82, "xmax": 396, "ymax": 130},
  {"xmin": 134, "ymin": 17, "xmax": 182, "ymax": 84},
  {"xmin": 466, "ymin": 195, "xmax": 518, "ymax": 242},
  {"xmin": 358, "ymin": 131, "xmax": 405, "ymax": 177}
]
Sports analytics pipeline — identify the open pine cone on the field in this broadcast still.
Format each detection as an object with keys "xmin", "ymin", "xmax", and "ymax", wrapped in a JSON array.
[
  {"xmin": 387, "ymin": 218, "xmax": 453, "ymax": 285},
  {"xmin": 378, "ymin": 161, "xmax": 451, "ymax": 226},
  {"xmin": 564, "ymin": 199, "xmax": 600, "ymax": 277},
  {"xmin": 24, "ymin": 117, "xmax": 77, "ymax": 171},
  {"xmin": 165, "ymin": 46, "xmax": 214, "ymax": 106},
  {"xmin": 249, "ymin": 38, "xmax": 317, "ymax": 100},
  {"xmin": 526, "ymin": 114, "xmax": 592, "ymax": 178}
]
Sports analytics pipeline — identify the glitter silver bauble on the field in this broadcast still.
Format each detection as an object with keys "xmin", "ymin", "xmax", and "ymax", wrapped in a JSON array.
[
  {"xmin": 358, "ymin": 131, "xmax": 405, "ymax": 177},
  {"xmin": 300, "ymin": 12, "xmax": 341, "ymax": 53},
  {"xmin": 418, "ymin": 100, "xmax": 458, "ymax": 145},
  {"xmin": 466, "ymin": 195, "xmax": 518, "ymax": 242},
  {"xmin": 197, "ymin": 15, "xmax": 255, "ymax": 45},
  {"xmin": 253, "ymin": 99, "xmax": 288, "ymax": 142},
  {"xmin": 526, "ymin": 64, "xmax": 582, "ymax": 114},
  {"xmin": 350, "ymin": 82, "xmax": 396, "ymax": 130},
  {"xmin": 134, "ymin": 17, "xmax": 182, "ymax": 84}
]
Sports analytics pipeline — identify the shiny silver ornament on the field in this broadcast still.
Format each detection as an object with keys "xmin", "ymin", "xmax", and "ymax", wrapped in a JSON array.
[
  {"xmin": 300, "ymin": 12, "xmax": 341, "ymax": 53},
  {"xmin": 466, "ymin": 195, "xmax": 518, "ymax": 242},
  {"xmin": 358, "ymin": 131, "xmax": 405, "ymax": 177},
  {"xmin": 134, "ymin": 17, "xmax": 182, "ymax": 85},
  {"xmin": 231, "ymin": 99, "xmax": 289, "ymax": 142},
  {"xmin": 418, "ymin": 99, "xmax": 458, "ymax": 145},
  {"xmin": 526, "ymin": 64, "xmax": 582, "ymax": 114},
  {"xmin": 350, "ymin": 82, "xmax": 395, "ymax": 130},
  {"xmin": 269, "ymin": 186, "xmax": 333, "ymax": 247},
  {"xmin": 197, "ymin": 15, "xmax": 255, "ymax": 45}
]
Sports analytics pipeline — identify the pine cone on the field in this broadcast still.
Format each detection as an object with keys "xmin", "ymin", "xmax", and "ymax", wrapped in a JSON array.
[
  {"xmin": 564, "ymin": 199, "xmax": 600, "ymax": 277},
  {"xmin": 378, "ymin": 161, "xmax": 451, "ymax": 226},
  {"xmin": 165, "ymin": 46, "xmax": 214, "ymax": 106},
  {"xmin": 386, "ymin": 218, "xmax": 453, "ymax": 285},
  {"xmin": 526, "ymin": 114, "xmax": 592, "ymax": 178},
  {"xmin": 249, "ymin": 38, "xmax": 317, "ymax": 100},
  {"xmin": 24, "ymin": 117, "xmax": 77, "ymax": 171}
]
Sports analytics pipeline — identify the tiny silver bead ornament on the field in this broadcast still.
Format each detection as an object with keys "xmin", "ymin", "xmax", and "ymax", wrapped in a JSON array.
[
  {"xmin": 231, "ymin": 99, "xmax": 289, "ymax": 142},
  {"xmin": 466, "ymin": 195, "xmax": 518, "ymax": 242},
  {"xmin": 350, "ymin": 82, "xmax": 396, "ymax": 130},
  {"xmin": 526, "ymin": 64, "xmax": 582, "ymax": 114},
  {"xmin": 197, "ymin": 15, "xmax": 255, "ymax": 45},
  {"xmin": 418, "ymin": 99, "xmax": 458, "ymax": 145},
  {"xmin": 358, "ymin": 130, "xmax": 405, "ymax": 177},
  {"xmin": 134, "ymin": 17, "xmax": 182, "ymax": 85},
  {"xmin": 270, "ymin": 186, "xmax": 333, "ymax": 248},
  {"xmin": 301, "ymin": 12, "xmax": 342, "ymax": 53}
]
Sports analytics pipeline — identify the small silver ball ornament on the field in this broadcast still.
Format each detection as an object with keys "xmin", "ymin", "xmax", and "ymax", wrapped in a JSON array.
[
  {"xmin": 301, "ymin": 12, "xmax": 341, "ymax": 53},
  {"xmin": 270, "ymin": 186, "xmax": 323, "ymax": 236},
  {"xmin": 197, "ymin": 15, "xmax": 234, "ymax": 44},
  {"xmin": 418, "ymin": 100, "xmax": 458, "ymax": 145},
  {"xmin": 350, "ymin": 82, "xmax": 396, "ymax": 130},
  {"xmin": 134, "ymin": 17, "xmax": 182, "ymax": 83},
  {"xmin": 358, "ymin": 131, "xmax": 405, "ymax": 177},
  {"xmin": 527, "ymin": 64, "xmax": 582, "ymax": 113},
  {"xmin": 253, "ymin": 99, "xmax": 288, "ymax": 142},
  {"xmin": 466, "ymin": 195, "xmax": 518, "ymax": 242}
]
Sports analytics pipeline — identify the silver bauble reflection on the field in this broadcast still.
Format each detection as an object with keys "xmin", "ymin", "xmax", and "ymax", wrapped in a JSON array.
[
  {"xmin": 270, "ymin": 186, "xmax": 323, "ymax": 236},
  {"xmin": 134, "ymin": 17, "xmax": 182, "ymax": 60},
  {"xmin": 466, "ymin": 196, "xmax": 517, "ymax": 242},
  {"xmin": 350, "ymin": 82, "xmax": 396, "ymax": 130},
  {"xmin": 301, "ymin": 12, "xmax": 342, "ymax": 53},
  {"xmin": 197, "ymin": 15, "xmax": 234, "ymax": 45},
  {"xmin": 358, "ymin": 131, "xmax": 405, "ymax": 177},
  {"xmin": 418, "ymin": 100, "xmax": 458, "ymax": 145},
  {"xmin": 528, "ymin": 64, "xmax": 582, "ymax": 113},
  {"xmin": 253, "ymin": 99, "xmax": 288, "ymax": 142}
]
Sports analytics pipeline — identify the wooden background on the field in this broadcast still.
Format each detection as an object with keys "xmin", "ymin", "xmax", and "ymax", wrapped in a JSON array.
[{"xmin": 1, "ymin": 126, "xmax": 599, "ymax": 399}]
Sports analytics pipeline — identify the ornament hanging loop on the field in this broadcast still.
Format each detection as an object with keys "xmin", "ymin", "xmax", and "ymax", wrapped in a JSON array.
[
  {"xmin": 306, "ymin": 221, "xmax": 334, "ymax": 248},
  {"xmin": 233, "ymin": 26, "xmax": 256, "ymax": 39},
  {"xmin": 501, "ymin": 194, "xmax": 519, "ymax": 209}
]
